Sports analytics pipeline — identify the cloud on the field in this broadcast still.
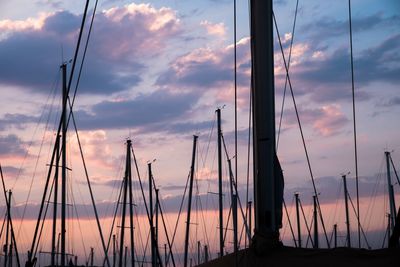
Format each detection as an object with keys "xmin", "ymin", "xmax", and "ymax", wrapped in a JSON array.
[
  {"xmin": 200, "ymin": 20, "xmax": 226, "ymax": 37},
  {"xmin": 0, "ymin": 134, "xmax": 27, "ymax": 156},
  {"xmin": 0, "ymin": 3, "xmax": 181, "ymax": 95},
  {"xmin": 283, "ymin": 105, "xmax": 349, "ymax": 137},
  {"xmin": 301, "ymin": 13, "xmax": 400, "ymax": 41},
  {"xmin": 376, "ymin": 96, "xmax": 400, "ymax": 108},
  {"xmin": 0, "ymin": 113, "xmax": 38, "ymax": 131},
  {"xmin": 287, "ymin": 34, "xmax": 400, "ymax": 102},
  {"xmin": 74, "ymin": 90, "xmax": 213, "ymax": 135}
]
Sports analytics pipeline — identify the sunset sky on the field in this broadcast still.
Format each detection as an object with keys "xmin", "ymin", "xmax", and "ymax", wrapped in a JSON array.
[{"xmin": 0, "ymin": 0, "xmax": 399, "ymax": 264}]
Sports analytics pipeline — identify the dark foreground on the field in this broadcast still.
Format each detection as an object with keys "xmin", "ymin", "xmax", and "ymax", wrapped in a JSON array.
[{"xmin": 198, "ymin": 246, "xmax": 399, "ymax": 267}]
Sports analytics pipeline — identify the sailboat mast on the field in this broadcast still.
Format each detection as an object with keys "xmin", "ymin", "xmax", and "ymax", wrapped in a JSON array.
[
  {"xmin": 313, "ymin": 195, "xmax": 319, "ymax": 248},
  {"xmin": 216, "ymin": 108, "xmax": 224, "ymax": 257},
  {"xmin": 342, "ymin": 174, "xmax": 351, "ymax": 248},
  {"xmin": 119, "ymin": 141, "xmax": 130, "ymax": 267},
  {"xmin": 385, "ymin": 151, "xmax": 397, "ymax": 230},
  {"xmin": 250, "ymin": 0, "xmax": 280, "ymax": 246},
  {"xmin": 295, "ymin": 193, "xmax": 301, "ymax": 248},
  {"xmin": 127, "ymin": 140, "xmax": 135, "ymax": 267},
  {"xmin": 184, "ymin": 135, "xmax": 198, "ymax": 267},
  {"xmin": 4, "ymin": 190, "xmax": 11, "ymax": 267},
  {"xmin": 61, "ymin": 63, "xmax": 67, "ymax": 267},
  {"xmin": 148, "ymin": 163, "xmax": 156, "ymax": 267},
  {"xmin": 51, "ymin": 135, "xmax": 60, "ymax": 267}
]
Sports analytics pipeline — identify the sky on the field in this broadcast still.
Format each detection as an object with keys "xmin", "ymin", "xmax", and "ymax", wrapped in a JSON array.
[{"xmin": 0, "ymin": 0, "xmax": 400, "ymax": 265}]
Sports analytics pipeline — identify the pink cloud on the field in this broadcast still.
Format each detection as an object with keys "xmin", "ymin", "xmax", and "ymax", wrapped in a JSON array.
[
  {"xmin": 200, "ymin": 20, "xmax": 226, "ymax": 37},
  {"xmin": 283, "ymin": 104, "xmax": 349, "ymax": 137}
]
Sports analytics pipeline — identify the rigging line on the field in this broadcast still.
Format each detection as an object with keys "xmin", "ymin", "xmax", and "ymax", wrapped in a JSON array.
[
  {"xmin": 305, "ymin": 212, "xmax": 314, "ymax": 248},
  {"xmin": 273, "ymin": 12, "xmax": 330, "ymax": 247},
  {"xmin": 221, "ymin": 135, "xmax": 251, "ymax": 249},
  {"xmin": 233, "ymin": 0, "xmax": 238, "ymax": 189},
  {"xmin": 0, "ymin": 164, "xmax": 21, "ymax": 267},
  {"xmin": 29, "ymin": 1, "xmax": 90, "ymax": 257},
  {"xmin": 283, "ymin": 198, "xmax": 297, "ymax": 247},
  {"xmin": 16, "ymin": 72, "xmax": 60, "ymax": 240},
  {"xmin": 389, "ymin": 154, "xmax": 400, "ymax": 186},
  {"xmin": 156, "ymin": 195, "xmax": 177, "ymax": 267},
  {"xmin": 70, "ymin": 186, "xmax": 88, "ymax": 260},
  {"xmin": 348, "ymin": 0, "xmax": 361, "ymax": 249},
  {"xmin": 70, "ymin": 106, "xmax": 111, "ymax": 267},
  {"xmin": 34, "ymin": 176, "xmax": 56, "ymax": 259},
  {"xmin": 70, "ymin": 0, "xmax": 99, "ymax": 107},
  {"xmin": 12, "ymin": 69, "xmax": 60, "ymax": 190},
  {"xmin": 276, "ymin": 0, "xmax": 299, "ymax": 150},
  {"xmin": 102, "ymin": 173, "xmax": 124, "ymax": 267},
  {"xmin": 298, "ymin": 199, "xmax": 314, "ymax": 248},
  {"xmin": 66, "ymin": 0, "xmax": 89, "ymax": 98},
  {"xmin": 168, "ymin": 172, "xmax": 190, "ymax": 250},
  {"xmin": 130, "ymin": 147, "xmax": 164, "ymax": 266},
  {"xmin": 347, "ymin": 192, "xmax": 371, "ymax": 248}
]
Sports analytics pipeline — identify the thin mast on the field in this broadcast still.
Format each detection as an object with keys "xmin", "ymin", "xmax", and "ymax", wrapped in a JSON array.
[
  {"xmin": 342, "ymin": 174, "xmax": 351, "ymax": 248},
  {"xmin": 313, "ymin": 195, "xmax": 318, "ymax": 248},
  {"xmin": 61, "ymin": 63, "xmax": 67, "ymax": 267},
  {"xmin": 155, "ymin": 188, "xmax": 159, "ymax": 266},
  {"xmin": 127, "ymin": 140, "xmax": 135, "ymax": 267},
  {"xmin": 227, "ymin": 159, "xmax": 238, "ymax": 254},
  {"xmin": 118, "ymin": 141, "xmax": 130, "ymax": 267},
  {"xmin": 184, "ymin": 135, "xmax": 198, "ymax": 267},
  {"xmin": 51, "ymin": 135, "xmax": 60, "ymax": 267},
  {"xmin": 333, "ymin": 224, "xmax": 337, "ymax": 248},
  {"xmin": 148, "ymin": 163, "xmax": 156, "ymax": 267},
  {"xmin": 4, "ymin": 190, "xmax": 10, "ymax": 267},
  {"xmin": 216, "ymin": 109, "xmax": 224, "ymax": 257},
  {"xmin": 385, "ymin": 151, "xmax": 397, "ymax": 231},
  {"xmin": 295, "ymin": 193, "xmax": 301, "ymax": 248}
]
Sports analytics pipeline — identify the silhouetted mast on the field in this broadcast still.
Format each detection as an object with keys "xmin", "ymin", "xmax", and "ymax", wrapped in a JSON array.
[
  {"xmin": 385, "ymin": 151, "xmax": 397, "ymax": 231},
  {"xmin": 295, "ymin": 193, "xmax": 301, "ymax": 248},
  {"xmin": 118, "ymin": 140, "xmax": 135, "ymax": 267},
  {"xmin": 61, "ymin": 63, "xmax": 67, "ymax": 267},
  {"xmin": 313, "ymin": 195, "xmax": 319, "ymax": 248},
  {"xmin": 216, "ymin": 108, "xmax": 224, "ymax": 257},
  {"xmin": 51, "ymin": 135, "xmax": 60, "ymax": 267},
  {"xmin": 227, "ymin": 159, "xmax": 238, "ymax": 254},
  {"xmin": 148, "ymin": 163, "xmax": 156, "ymax": 267},
  {"xmin": 250, "ymin": 0, "xmax": 282, "ymax": 246},
  {"xmin": 184, "ymin": 135, "xmax": 198, "ymax": 267},
  {"xmin": 342, "ymin": 174, "xmax": 351, "ymax": 248}
]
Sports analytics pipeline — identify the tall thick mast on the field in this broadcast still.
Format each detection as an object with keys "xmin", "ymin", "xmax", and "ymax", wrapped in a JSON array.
[{"xmin": 250, "ymin": 0, "xmax": 281, "ymax": 246}]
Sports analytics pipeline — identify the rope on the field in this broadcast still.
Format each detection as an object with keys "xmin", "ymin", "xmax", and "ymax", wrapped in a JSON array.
[
  {"xmin": 299, "ymin": 199, "xmax": 314, "ymax": 248},
  {"xmin": 283, "ymin": 198, "xmax": 297, "ymax": 247},
  {"xmin": 389, "ymin": 154, "xmax": 400, "ymax": 186},
  {"xmin": 233, "ymin": 0, "xmax": 238, "ymax": 188},
  {"xmin": 348, "ymin": 0, "xmax": 361, "ymax": 248},
  {"xmin": 276, "ymin": 0, "xmax": 299, "ymax": 150},
  {"xmin": 347, "ymin": 192, "xmax": 371, "ymax": 248},
  {"xmin": 70, "ymin": 106, "xmax": 111, "ymax": 267},
  {"xmin": 273, "ymin": 12, "xmax": 330, "ymax": 247}
]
